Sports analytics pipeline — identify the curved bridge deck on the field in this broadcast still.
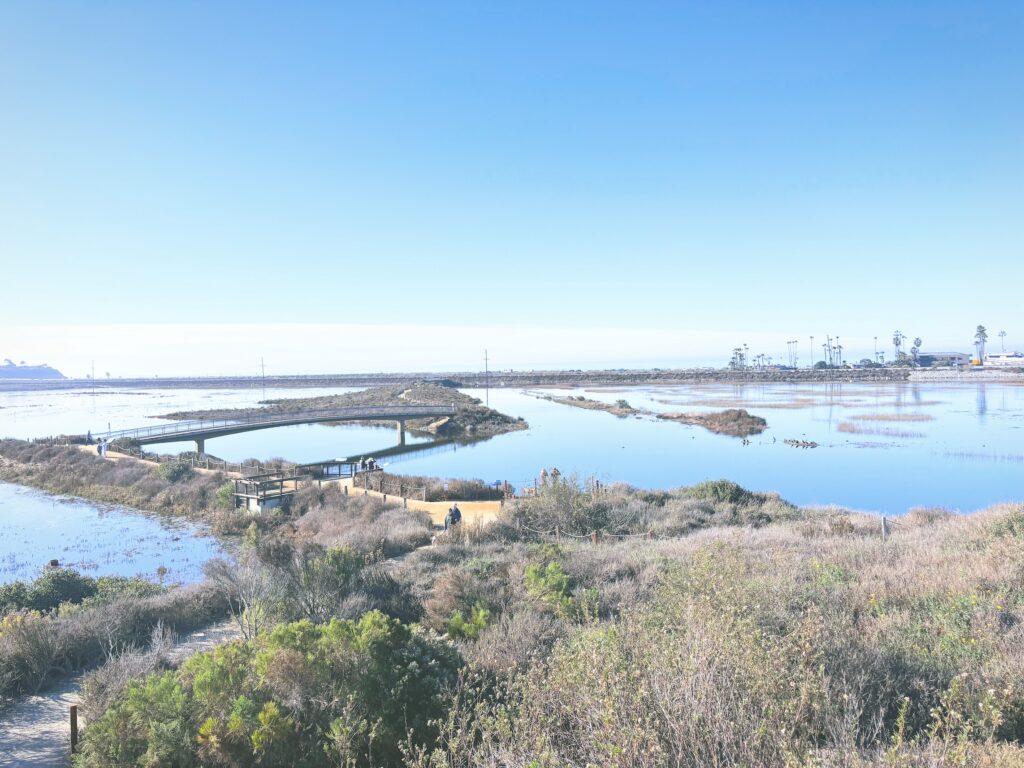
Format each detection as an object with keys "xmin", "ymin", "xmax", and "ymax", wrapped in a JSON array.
[{"xmin": 101, "ymin": 405, "xmax": 456, "ymax": 449}]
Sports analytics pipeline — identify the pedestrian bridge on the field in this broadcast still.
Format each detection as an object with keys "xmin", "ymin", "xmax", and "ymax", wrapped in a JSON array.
[{"xmin": 99, "ymin": 404, "xmax": 456, "ymax": 454}]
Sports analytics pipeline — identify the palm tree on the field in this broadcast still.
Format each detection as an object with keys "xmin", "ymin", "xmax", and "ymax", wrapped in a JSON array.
[
  {"xmin": 911, "ymin": 337, "xmax": 922, "ymax": 365},
  {"xmin": 975, "ymin": 325, "xmax": 988, "ymax": 360},
  {"xmin": 892, "ymin": 331, "xmax": 905, "ymax": 362},
  {"xmin": 999, "ymin": 330, "xmax": 1007, "ymax": 352}
]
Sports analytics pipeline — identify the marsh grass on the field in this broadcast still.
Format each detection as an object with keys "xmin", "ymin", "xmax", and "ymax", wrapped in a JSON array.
[
  {"xmin": 0, "ymin": 440, "xmax": 233, "ymax": 522},
  {"xmin": 837, "ymin": 421, "xmax": 926, "ymax": 438},
  {"xmin": 851, "ymin": 413, "xmax": 935, "ymax": 422},
  {"xmin": 943, "ymin": 450, "xmax": 1024, "ymax": 464}
]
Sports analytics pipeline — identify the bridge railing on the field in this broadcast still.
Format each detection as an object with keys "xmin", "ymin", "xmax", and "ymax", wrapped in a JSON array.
[{"xmin": 100, "ymin": 405, "xmax": 457, "ymax": 441}]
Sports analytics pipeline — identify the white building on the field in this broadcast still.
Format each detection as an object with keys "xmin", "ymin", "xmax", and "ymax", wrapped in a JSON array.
[{"xmin": 984, "ymin": 352, "xmax": 1024, "ymax": 367}]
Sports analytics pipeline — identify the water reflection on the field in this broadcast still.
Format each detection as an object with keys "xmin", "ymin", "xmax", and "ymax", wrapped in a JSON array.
[
  {"xmin": 3, "ymin": 382, "xmax": 1024, "ymax": 514},
  {"xmin": 0, "ymin": 483, "xmax": 225, "ymax": 585}
]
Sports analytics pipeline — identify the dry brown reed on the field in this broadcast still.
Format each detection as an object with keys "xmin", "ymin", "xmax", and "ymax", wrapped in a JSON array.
[
  {"xmin": 837, "ymin": 421, "xmax": 925, "ymax": 438},
  {"xmin": 851, "ymin": 413, "xmax": 935, "ymax": 422}
]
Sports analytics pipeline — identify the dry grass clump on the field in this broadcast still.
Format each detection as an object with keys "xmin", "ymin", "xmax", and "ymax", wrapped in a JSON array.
[
  {"xmin": 78, "ymin": 623, "xmax": 174, "ymax": 719},
  {"xmin": 837, "ymin": 421, "xmax": 925, "ymax": 438},
  {"xmin": 851, "ymin": 413, "xmax": 935, "ymax": 422},
  {"xmin": 490, "ymin": 475, "xmax": 799, "ymax": 541},
  {"xmin": 0, "ymin": 583, "xmax": 226, "ymax": 700},
  {"xmin": 288, "ymin": 483, "xmax": 433, "ymax": 556}
]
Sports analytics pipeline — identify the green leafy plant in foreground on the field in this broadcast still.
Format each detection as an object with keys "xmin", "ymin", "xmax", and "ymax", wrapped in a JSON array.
[{"xmin": 74, "ymin": 611, "xmax": 462, "ymax": 768}]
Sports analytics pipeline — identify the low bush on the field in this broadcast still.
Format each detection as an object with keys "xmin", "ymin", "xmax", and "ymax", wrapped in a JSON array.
[
  {"xmin": 153, "ymin": 461, "xmax": 193, "ymax": 483},
  {"xmin": 79, "ymin": 623, "xmax": 175, "ymax": 719},
  {"xmin": 494, "ymin": 475, "xmax": 798, "ymax": 540},
  {"xmin": 0, "ymin": 569, "xmax": 163, "ymax": 617},
  {"xmin": 0, "ymin": 583, "xmax": 228, "ymax": 698},
  {"xmin": 289, "ymin": 483, "xmax": 433, "ymax": 557},
  {"xmin": 75, "ymin": 612, "xmax": 462, "ymax": 768}
]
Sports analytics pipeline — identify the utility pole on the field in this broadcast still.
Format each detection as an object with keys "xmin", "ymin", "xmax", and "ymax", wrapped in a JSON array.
[
  {"xmin": 484, "ymin": 349, "xmax": 489, "ymax": 407},
  {"xmin": 261, "ymin": 357, "xmax": 266, "ymax": 400},
  {"xmin": 809, "ymin": 336, "xmax": 814, "ymax": 368}
]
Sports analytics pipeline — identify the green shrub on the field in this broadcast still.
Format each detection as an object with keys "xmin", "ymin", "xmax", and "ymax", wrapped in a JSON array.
[
  {"xmin": 689, "ymin": 479, "xmax": 755, "ymax": 505},
  {"xmin": 0, "ymin": 570, "xmax": 166, "ymax": 617},
  {"xmin": 0, "ymin": 582, "xmax": 29, "ymax": 615},
  {"xmin": 990, "ymin": 506, "xmax": 1024, "ymax": 539},
  {"xmin": 447, "ymin": 604, "xmax": 490, "ymax": 640},
  {"xmin": 214, "ymin": 481, "xmax": 235, "ymax": 510},
  {"xmin": 525, "ymin": 561, "xmax": 574, "ymax": 614},
  {"xmin": 154, "ymin": 462, "xmax": 193, "ymax": 483},
  {"xmin": 76, "ymin": 611, "xmax": 462, "ymax": 768},
  {"xmin": 0, "ymin": 568, "xmax": 97, "ymax": 615}
]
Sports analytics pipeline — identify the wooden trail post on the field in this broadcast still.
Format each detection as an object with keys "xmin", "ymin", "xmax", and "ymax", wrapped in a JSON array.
[
  {"xmin": 591, "ymin": 530, "xmax": 598, "ymax": 545},
  {"xmin": 70, "ymin": 704, "xmax": 79, "ymax": 753},
  {"xmin": 555, "ymin": 526, "xmax": 560, "ymax": 544},
  {"xmin": 881, "ymin": 516, "xmax": 888, "ymax": 542}
]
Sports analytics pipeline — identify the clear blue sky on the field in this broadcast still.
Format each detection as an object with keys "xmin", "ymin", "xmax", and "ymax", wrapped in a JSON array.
[{"xmin": 1, "ymin": 2, "xmax": 1021, "ymax": 375}]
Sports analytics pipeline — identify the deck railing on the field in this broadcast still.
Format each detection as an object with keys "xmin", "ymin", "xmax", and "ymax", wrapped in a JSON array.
[{"xmin": 100, "ymin": 405, "xmax": 456, "ymax": 441}]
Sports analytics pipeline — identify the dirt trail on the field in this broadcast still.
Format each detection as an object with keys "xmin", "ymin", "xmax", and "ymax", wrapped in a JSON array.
[{"xmin": 0, "ymin": 620, "xmax": 240, "ymax": 767}]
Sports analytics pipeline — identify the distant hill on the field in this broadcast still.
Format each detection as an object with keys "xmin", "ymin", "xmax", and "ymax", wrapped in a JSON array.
[{"xmin": 0, "ymin": 359, "xmax": 66, "ymax": 379}]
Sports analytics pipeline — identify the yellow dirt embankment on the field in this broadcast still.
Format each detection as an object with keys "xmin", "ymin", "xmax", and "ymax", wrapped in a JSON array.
[{"xmin": 336, "ymin": 479, "xmax": 502, "ymax": 526}]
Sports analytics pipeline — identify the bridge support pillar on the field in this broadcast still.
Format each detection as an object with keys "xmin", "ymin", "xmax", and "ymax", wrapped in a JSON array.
[
  {"xmin": 396, "ymin": 421, "xmax": 406, "ymax": 445},
  {"xmin": 195, "ymin": 438, "xmax": 205, "ymax": 455}
]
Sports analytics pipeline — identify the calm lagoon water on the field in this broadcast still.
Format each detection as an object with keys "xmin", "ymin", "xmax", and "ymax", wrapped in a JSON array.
[
  {"xmin": 2, "ymin": 380, "xmax": 1023, "ymax": 515},
  {"xmin": 0, "ymin": 482, "xmax": 225, "ymax": 585}
]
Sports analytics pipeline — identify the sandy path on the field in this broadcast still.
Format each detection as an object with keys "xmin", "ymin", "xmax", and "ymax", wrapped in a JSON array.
[
  {"xmin": 0, "ymin": 620, "xmax": 240, "ymax": 767},
  {"xmin": 336, "ymin": 478, "xmax": 502, "ymax": 526}
]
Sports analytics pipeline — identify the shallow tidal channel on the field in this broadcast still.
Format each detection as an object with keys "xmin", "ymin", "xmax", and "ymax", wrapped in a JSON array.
[{"xmin": 0, "ymin": 482, "xmax": 226, "ymax": 585}]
